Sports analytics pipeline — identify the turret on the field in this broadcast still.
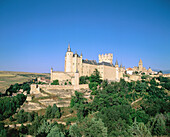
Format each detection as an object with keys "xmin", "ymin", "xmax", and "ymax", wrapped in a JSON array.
[
  {"xmin": 65, "ymin": 43, "xmax": 73, "ymax": 72},
  {"xmin": 138, "ymin": 59, "xmax": 143, "ymax": 71},
  {"xmin": 115, "ymin": 59, "xmax": 119, "ymax": 68},
  {"xmin": 67, "ymin": 43, "xmax": 71, "ymax": 52}
]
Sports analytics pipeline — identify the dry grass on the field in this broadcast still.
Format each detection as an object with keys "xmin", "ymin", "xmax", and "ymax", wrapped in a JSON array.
[
  {"xmin": 0, "ymin": 71, "xmax": 50, "ymax": 94},
  {"xmin": 0, "ymin": 74, "xmax": 16, "ymax": 77}
]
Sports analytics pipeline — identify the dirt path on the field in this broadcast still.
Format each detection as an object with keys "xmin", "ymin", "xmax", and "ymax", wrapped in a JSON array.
[{"xmin": 131, "ymin": 97, "xmax": 142, "ymax": 105}]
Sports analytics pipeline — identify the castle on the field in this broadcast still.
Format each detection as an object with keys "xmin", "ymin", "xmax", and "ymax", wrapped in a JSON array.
[
  {"xmin": 30, "ymin": 44, "xmax": 156, "ymax": 95},
  {"xmin": 51, "ymin": 44, "xmax": 125, "ymax": 85}
]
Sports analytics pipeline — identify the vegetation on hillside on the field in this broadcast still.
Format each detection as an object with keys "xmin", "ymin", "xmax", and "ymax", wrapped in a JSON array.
[{"xmin": 0, "ymin": 69, "xmax": 169, "ymax": 137}]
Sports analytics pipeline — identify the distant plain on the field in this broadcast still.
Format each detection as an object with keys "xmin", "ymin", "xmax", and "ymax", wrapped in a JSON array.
[{"xmin": 0, "ymin": 71, "xmax": 50, "ymax": 93}]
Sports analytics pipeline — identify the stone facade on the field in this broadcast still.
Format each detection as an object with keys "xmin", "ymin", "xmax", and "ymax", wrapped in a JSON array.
[
  {"xmin": 99, "ymin": 53, "xmax": 113, "ymax": 64},
  {"xmin": 58, "ymin": 44, "xmax": 125, "ymax": 82}
]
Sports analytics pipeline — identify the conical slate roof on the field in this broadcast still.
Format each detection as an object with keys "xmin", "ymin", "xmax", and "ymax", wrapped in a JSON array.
[
  {"xmin": 115, "ymin": 59, "xmax": 118, "ymax": 65},
  {"xmin": 67, "ymin": 43, "xmax": 71, "ymax": 52}
]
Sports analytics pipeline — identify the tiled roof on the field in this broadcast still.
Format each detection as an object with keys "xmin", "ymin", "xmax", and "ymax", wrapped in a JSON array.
[{"xmin": 126, "ymin": 68, "xmax": 133, "ymax": 71}]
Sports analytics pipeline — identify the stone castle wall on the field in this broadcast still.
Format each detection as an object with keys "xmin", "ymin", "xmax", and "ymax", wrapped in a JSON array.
[
  {"xmin": 51, "ymin": 71, "xmax": 74, "ymax": 82},
  {"xmin": 30, "ymin": 84, "xmax": 89, "ymax": 94},
  {"xmin": 102, "ymin": 65, "xmax": 116, "ymax": 81},
  {"xmin": 82, "ymin": 63, "xmax": 98, "ymax": 77}
]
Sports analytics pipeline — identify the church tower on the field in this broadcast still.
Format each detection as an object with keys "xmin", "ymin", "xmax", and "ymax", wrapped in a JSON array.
[
  {"xmin": 50, "ymin": 67, "xmax": 53, "ymax": 82},
  {"xmin": 138, "ymin": 59, "xmax": 143, "ymax": 71},
  {"xmin": 65, "ymin": 43, "xmax": 73, "ymax": 72}
]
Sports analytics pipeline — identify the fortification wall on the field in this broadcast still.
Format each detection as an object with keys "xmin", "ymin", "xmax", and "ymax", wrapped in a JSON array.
[
  {"xmin": 79, "ymin": 84, "xmax": 89, "ymax": 89},
  {"xmin": 39, "ymin": 85, "xmax": 74, "ymax": 90},
  {"xmin": 30, "ymin": 84, "xmax": 89, "ymax": 94},
  {"xmin": 98, "ymin": 65, "xmax": 104, "ymax": 78},
  {"xmin": 103, "ymin": 65, "xmax": 116, "ymax": 81},
  {"xmin": 82, "ymin": 63, "xmax": 98, "ymax": 77},
  {"xmin": 51, "ymin": 71, "xmax": 74, "ymax": 82}
]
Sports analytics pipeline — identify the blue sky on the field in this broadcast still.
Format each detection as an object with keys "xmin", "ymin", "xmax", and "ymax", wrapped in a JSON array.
[{"xmin": 0, "ymin": 0, "xmax": 170, "ymax": 73}]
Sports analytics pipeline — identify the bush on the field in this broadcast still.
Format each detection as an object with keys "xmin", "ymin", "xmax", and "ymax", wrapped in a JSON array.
[{"xmin": 51, "ymin": 80, "xmax": 59, "ymax": 85}]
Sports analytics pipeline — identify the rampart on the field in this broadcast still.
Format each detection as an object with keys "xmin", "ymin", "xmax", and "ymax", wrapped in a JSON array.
[{"xmin": 30, "ymin": 84, "xmax": 89, "ymax": 94}]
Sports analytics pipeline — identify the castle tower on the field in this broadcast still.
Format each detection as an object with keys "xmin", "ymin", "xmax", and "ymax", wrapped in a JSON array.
[
  {"xmin": 65, "ymin": 43, "xmax": 73, "ymax": 72},
  {"xmin": 115, "ymin": 59, "xmax": 119, "ymax": 81},
  {"xmin": 138, "ymin": 59, "xmax": 143, "ymax": 71},
  {"xmin": 73, "ymin": 51, "xmax": 78, "ymax": 73},
  {"xmin": 99, "ymin": 53, "xmax": 113, "ymax": 64}
]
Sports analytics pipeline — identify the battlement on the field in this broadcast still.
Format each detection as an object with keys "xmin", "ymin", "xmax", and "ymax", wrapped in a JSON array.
[{"xmin": 99, "ymin": 53, "xmax": 113, "ymax": 64}]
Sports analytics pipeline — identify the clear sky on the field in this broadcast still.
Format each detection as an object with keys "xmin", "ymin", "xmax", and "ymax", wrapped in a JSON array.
[{"xmin": 0, "ymin": 0, "xmax": 170, "ymax": 73}]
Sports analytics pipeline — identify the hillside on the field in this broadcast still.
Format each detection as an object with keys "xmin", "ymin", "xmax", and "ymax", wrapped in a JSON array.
[{"xmin": 0, "ymin": 71, "xmax": 50, "ymax": 93}]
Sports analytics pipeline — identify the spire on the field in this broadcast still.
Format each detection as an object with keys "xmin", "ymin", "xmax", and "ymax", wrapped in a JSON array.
[
  {"xmin": 67, "ymin": 43, "xmax": 71, "ymax": 52},
  {"xmin": 75, "ymin": 51, "xmax": 77, "ymax": 54},
  {"xmin": 139, "ymin": 59, "xmax": 142, "ymax": 64},
  {"xmin": 115, "ymin": 59, "xmax": 118, "ymax": 65},
  {"xmin": 81, "ymin": 51, "xmax": 82, "ymax": 56},
  {"xmin": 120, "ymin": 64, "xmax": 122, "ymax": 68}
]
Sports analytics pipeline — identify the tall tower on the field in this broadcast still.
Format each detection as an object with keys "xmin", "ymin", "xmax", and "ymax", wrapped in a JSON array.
[
  {"xmin": 65, "ymin": 43, "xmax": 73, "ymax": 72},
  {"xmin": 138, "ymin": 59, "xmax": 143, "ymax": 71},
  {"xmin": 73, "ymin": 51, "xmax": 78, "ymax": 73}
]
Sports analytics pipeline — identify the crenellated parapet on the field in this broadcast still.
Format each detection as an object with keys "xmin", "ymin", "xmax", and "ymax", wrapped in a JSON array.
[{"xmin": 99, "ymin": 53, "xmax": 113, "ymax": 64}]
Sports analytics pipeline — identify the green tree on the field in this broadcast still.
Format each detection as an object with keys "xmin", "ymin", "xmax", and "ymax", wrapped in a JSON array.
[
  {"xmin": 36, "ymin": 120, "xmax": 53, "ymax": 137},
  {"xmin": 51, "ymin": 80, "xmax": 59, "ymax": 85},
  {"xmin": 51, "ymin": 104, "xmax": 58, "ymax": 118},
  {"xmin": 79, "ymin": 76, "xmax": 88, "ymax": 84},
  {"xmin": 47, "ymin": 125, "xmax": 65, "ymax": 137},
  {"xmin": 69, "ymin": 124, "xmax": 81, "ymax": 137},
  {"xmin": 9, "ymin": 116, "xmax": 14, "ymax": 122},
  {"xmin": 0, "ymin": 122, "xmax": 7, "ymax": 137},
  {"xmin": 129, "ymin": 118, "xmax": 151, "ymax": 137},
  {"xmin": 89, "ymin": 69, "xmax": 102, "ymax": 84},
  {"xmin": 78, "ymin": 117, "xmax": 107, "ymax": 137},
  {"xmin": 45, "ymin": 106, "xmax": 52, "ymax": 118},
  {"xmin": 149, "ymin": 113, "xmax": 166, "ymax": 136},
  {"xmin": 19, "ymin": 124, "xmax": 27, "ymax": 135},
  {"xmin": 70, "ymin": 91, "xmax": 87, "ymax": 108},
  {"xmin": 17, "ymin": 109, "xmax": 28, "ymax": 123}
]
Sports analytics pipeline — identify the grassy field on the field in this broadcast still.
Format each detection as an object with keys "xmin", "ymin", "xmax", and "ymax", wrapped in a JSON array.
[{"xmin": 0, "ymin": 71, "xmax": 50, "ymax": 94}]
